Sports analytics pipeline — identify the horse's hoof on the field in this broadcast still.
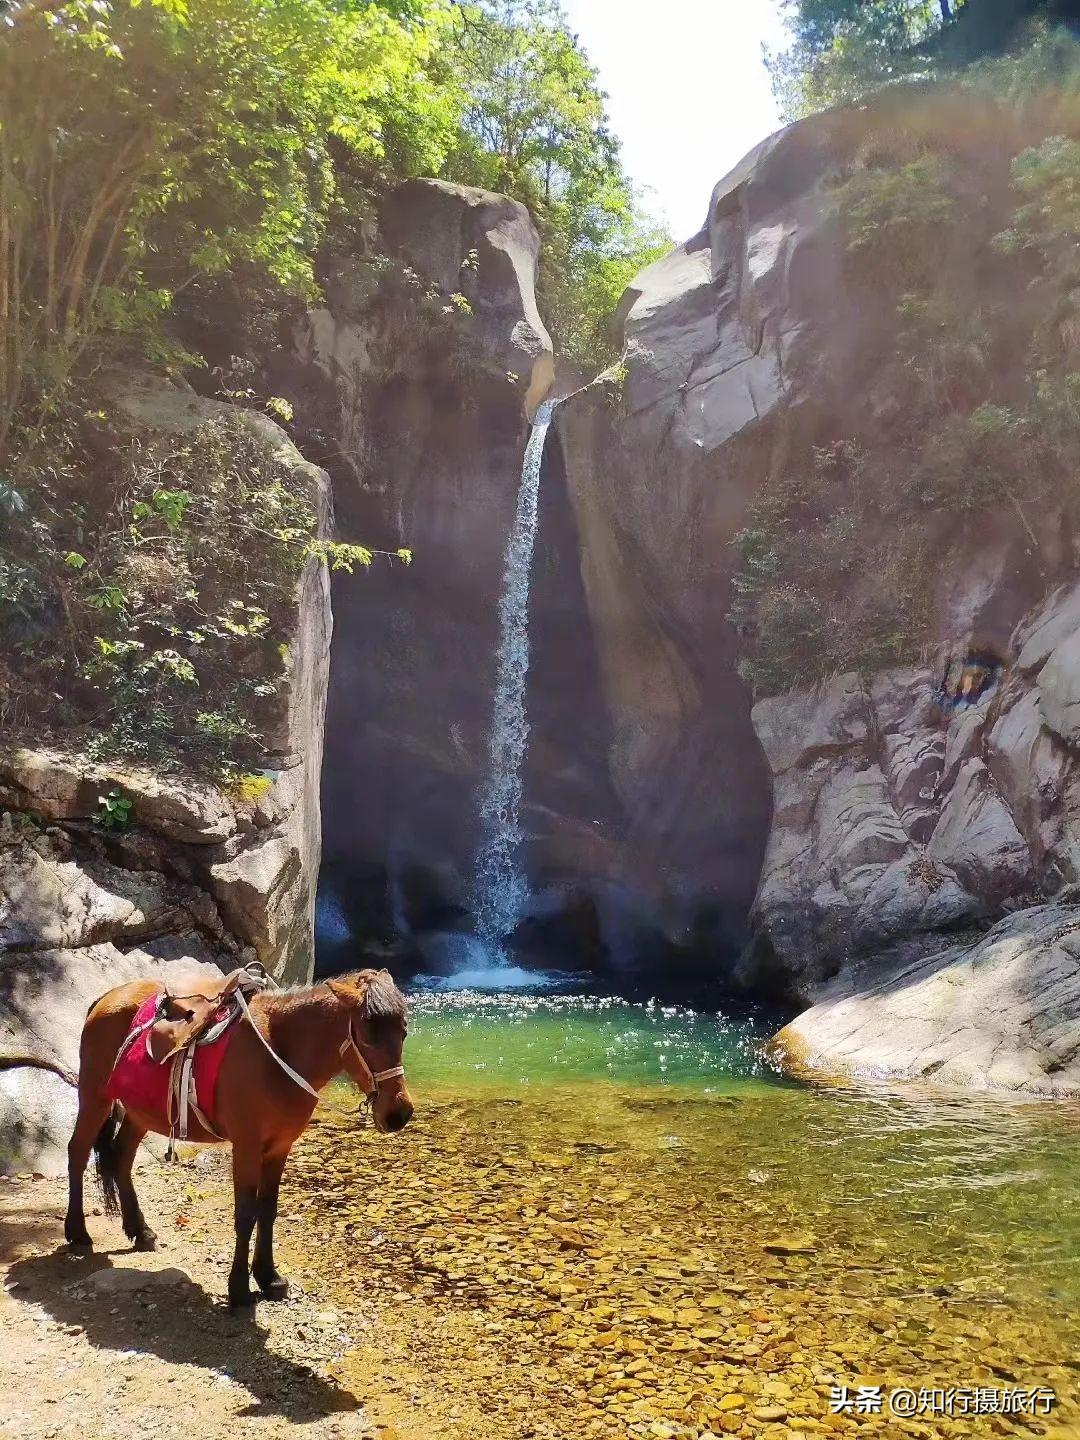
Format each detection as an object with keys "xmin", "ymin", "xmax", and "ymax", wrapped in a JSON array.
[
  {"xmin": 255, "ymin": 1274, "xmax": 289, "ymax": 1301},
  {"xmin": 66, "ymin": 1236, "xmax": 93, "ymax": 1252},
  {"xmin": 228, "ymin": 1286, "xmax": 257, "ymax": 1309},
  {"xmin": 132, "ymin": 1230, "xmax": 158, "ymax": 1253}
]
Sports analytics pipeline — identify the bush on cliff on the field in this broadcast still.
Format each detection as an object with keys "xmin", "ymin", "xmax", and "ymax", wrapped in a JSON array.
[
  {"xmin": 0, "ymin": 403, "xmax": 402, "ymax": 772},
  {"xmin": 731, "ymin": 56, "xmax": 1080, "ymax": 697}
]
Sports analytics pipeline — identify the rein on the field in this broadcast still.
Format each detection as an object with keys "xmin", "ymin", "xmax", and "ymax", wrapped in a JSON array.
[{"xmin": 238, "ymin": 982, "xmax": 405, "ymax": 1104}]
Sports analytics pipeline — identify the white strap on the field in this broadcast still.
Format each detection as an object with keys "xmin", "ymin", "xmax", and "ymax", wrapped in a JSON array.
[
  {"xmin": 374, "ymin": 1065, "xmax": 405, "ymax": 1082},
  {"xmin": 236, "ymin": 987, "xmax": 319, "ymax": 1098}
]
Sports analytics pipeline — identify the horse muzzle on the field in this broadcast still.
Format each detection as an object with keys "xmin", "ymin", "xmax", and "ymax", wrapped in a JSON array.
[{"xmin": 373, "ymin": 1091, "xmax": 414, "ymax": 1134}]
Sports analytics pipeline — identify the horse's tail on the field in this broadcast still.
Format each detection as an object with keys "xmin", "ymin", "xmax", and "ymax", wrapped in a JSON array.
[
  {"xmin": 93, "ymin": 1106, "xmax": 122, "ymax": 1217},
  {"xmin": 0, "ymin": 1053, "xmax": 78, "ymax": 1087}
]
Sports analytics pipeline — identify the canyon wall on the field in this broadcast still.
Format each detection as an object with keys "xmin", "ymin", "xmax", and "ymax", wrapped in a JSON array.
[
  {"xmin": 558, "ymin": 88, "xmax": 1080, "ymax": 1089},
  {"xmin": 273, "ymin": 180, "xmax": 660, "ymax": 974},
  {"xmin": 0, "ymin": 382, "xmax": 331, "ymax": 1172}
]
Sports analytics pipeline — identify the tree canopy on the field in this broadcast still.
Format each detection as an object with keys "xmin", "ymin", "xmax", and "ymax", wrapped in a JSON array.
[
  {"xmin": 440, "ymin": 0, "xmax": 669, "ymax": 367},
  {"xmin": 768, "ymin": 0, "xmax": 1080, "ymax": 117},
  {"xmin": 0, "ymin": 0, "xmax": 665, "ymax": 457}
]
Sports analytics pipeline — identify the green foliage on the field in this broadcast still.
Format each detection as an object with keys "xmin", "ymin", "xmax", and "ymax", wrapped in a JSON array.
[
  {"xmin": 768, "ymin": 0, "xmax": 948, "ymax": 118},
  {"xmin": 95, "ymin": 788, "xmax": 133, "ymax": 830},
  {"xmin": 0, "ymin": 0, "xmax": 460, "ymax": 456},
  {"xmin": 1, "ymin": 0, "xmax": 668, "ymax": 445},
  {"xmin": 441, "ymin": 0, "xmax": 671, "ymax": 368},
  {"xmin": 0, "ymin": 404, "xmax": 416, "ymax": 771},
  {"xmin": 913, "ymin": 402, "xmax": 1029, "ymax": 510},
  {"xmin": 829, "ymin": 156, "xmax": 955, "ymax": 287},
  {"xmin": 2, "ymin": 410, "xmax": 312, "ymax": 770},
  {"xmin": 994, "ymin": 135, "xmax": 1080, "ymax": 272},
  {"xmin": 767, "ymin": 1, "xmax": 1074, "ymax": 119},
  {"xmin": 731, "ymin": 444, "xmax": 928, "ymax": 696}
]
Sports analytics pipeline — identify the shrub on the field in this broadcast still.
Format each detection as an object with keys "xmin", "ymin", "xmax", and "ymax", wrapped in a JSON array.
[{"xmin": 829, "ymin": 156, "xmax": 956, "ymax": 291}]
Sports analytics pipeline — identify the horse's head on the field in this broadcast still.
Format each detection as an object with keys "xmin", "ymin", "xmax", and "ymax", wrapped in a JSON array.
[{"xmin": 327, "ymin": 969, "xmax": 414, "ymax": 1134}]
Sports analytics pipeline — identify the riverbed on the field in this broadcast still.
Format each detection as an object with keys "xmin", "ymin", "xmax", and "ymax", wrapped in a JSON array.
[{"xmin": 283, "ymin": 989, "xmax": 1080, "ymax": 1439}]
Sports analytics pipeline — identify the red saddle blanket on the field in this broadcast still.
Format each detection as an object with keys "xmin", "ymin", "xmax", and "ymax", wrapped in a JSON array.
[{"xmin": 106, "ymin": 993, "xmax": 237, "ymax": 1132}]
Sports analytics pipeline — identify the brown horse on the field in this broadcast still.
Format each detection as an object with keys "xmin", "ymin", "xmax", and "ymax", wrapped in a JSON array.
[{"xmin": 63, "ymin": 968, "xmax": 412, "ymax": 1307}]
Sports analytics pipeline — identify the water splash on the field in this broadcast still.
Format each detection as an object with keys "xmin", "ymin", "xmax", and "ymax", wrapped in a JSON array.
[{"xmin": 472, "ymin": 399, "xmax": 557, "ymax": 956}]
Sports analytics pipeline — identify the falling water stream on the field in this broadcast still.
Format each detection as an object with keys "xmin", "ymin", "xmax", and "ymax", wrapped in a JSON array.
[{"xmin": 467, "ymin": 399, "xmax": 557, "ymax": 979}]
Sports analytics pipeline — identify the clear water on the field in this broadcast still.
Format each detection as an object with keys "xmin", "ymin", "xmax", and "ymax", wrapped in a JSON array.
[
  {"xmin": 472, "ymin": 401, "xmax": 557, "ymax": 954},
  {"xmin": 296, "ymin": 990, "xmax": 1080, "ymax": 1437},
  {"xmin": 405, "ymin": 989, "xmax": 777, "ymax": 1090}
]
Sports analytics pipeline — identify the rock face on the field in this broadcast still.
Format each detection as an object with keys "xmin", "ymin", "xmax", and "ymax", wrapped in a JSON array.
[
  {"xmin": 552, "ymin": 92, "xmax": 1080, "ymax": 1077},
  {"xmin": 543, "ymin": 93, "xmax": 1076, "ymax": 1086},
  {"xmin": 378, "ymin": 179, "xmax": 555, "ymax": 419},
  {"xmin": 772, "ymin": 905, "xmax": 1080, "ymax": 1096},
  {"xmin": 282, "ymin": 109, "xmax": 1080, "ymax": 1004},
  {"xmin": 742, "ymin": 579, "xmax": 1080, "ymax": 995},
  {"xmin": 272, "ymin": 179, "xmax": 643, "ymax": 964},
  {"xmin": 0, "ymin": 379, "xmax": 331, "ymax": 1172}
]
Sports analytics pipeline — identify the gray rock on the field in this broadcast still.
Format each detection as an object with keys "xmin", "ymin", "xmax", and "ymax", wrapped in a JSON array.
[
  {"xmin": 1039, "ymin": 628, "xmax": 1080, "ymax": 747},
  {"xmin": 0, "ymin": 944, "xmax": 220, "ymax": 1076},
  {"xmin": 869, "ymin": 667, "xmax": 939, "ymax": 735},
  {"xmin": 378, "ymin": 177, "xmax": 554, "ymax": 416},
  {"xmin": 68, "ymin": 1266, "xmax": 191, "ymax": 1296},
  {"xmin": 0, "ymin": 747, "xmax": 236, "ymax": 845},
  {"xmin": 1013, "ymin": 580, "xmax": 1080, "ymax": 675},
  {"xmin": 773, "ymin": 904, "xmax": 1080, "ymax": 1095},
  {"xmin": 752, "ymin": 674, "xmax": 870, "ymax": 777},
  {"xmin": 927, "ymin": 758, "xmax": 1033, "ymax": 902},
  {"xmin": 0, "ymin": 837, "xmax": 213, "ymax": 951},
  {"xmin": 882, "ymin": 731, "xmax": 945, "ymax": 843},
  {"xmin": 0, "ymin": 1068, "xmax": 78, "ymax": 1178}
]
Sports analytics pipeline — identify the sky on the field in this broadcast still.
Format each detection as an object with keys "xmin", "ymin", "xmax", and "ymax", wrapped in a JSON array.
[{"xmin": 561, "ymin": 0, "xmax": 788, "ymax": 241}]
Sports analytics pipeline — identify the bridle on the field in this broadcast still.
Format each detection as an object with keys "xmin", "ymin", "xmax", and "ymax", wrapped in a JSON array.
[{"xmin": 336, "ymin": 1002, "xmax": 406, "ymax": 1102}]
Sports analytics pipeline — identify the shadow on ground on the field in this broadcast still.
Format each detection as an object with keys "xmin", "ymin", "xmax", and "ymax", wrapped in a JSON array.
[{"xmin": 3, "ymin": 1200, "xmax": 360, "ymax": 1423}]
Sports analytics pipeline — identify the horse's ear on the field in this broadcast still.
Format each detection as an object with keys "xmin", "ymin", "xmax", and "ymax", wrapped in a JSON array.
[{"xmin": 326, "ymin": 977, "xmax": 366, "ymax": 1009}]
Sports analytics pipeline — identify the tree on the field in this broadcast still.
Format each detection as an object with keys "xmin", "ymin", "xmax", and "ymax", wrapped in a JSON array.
[
  {"xmin": 441, "ymin": 0, "xmax": 670, "ymax": 367},
  {"xmin": 768, "ymin": 0, "xmax": 1080, "ymax": 118},
  {"xmin": 0, "ymin": 0, "xmax": 459, "ymax": 457}
]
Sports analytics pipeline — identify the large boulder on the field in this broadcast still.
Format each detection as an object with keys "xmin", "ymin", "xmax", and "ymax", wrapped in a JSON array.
[
  {"xmin": 378, "ymin": 178, "xmax": 554, "ymax": 418},
  {"xmin": 772, "ymin": 905, "xmax": 1080, "ymax": 1096},
  {"xmin": 113, "ymin": 377, "xmax": 332, "ymax": 982},
  {"xmin": 0, "ymin": 939, "xmax": 221, "ymax": 1176}
]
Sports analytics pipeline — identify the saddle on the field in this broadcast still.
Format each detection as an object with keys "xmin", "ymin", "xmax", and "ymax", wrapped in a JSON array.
[
  {"xmin": 147, "ymin": 968, "xmax": 251, "ymax": 1064},
  {"xmin": 113, "ymin": 961, "xmax": 274, "ymax": 1149}
]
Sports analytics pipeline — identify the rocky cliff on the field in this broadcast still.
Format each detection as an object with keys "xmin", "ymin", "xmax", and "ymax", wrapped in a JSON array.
[
  {"xmin": 552, "ymin": 86, "xmax": 1080, "ymax": 1088},
  {"xmin": 266, "ymin": 180, "xmax": 636, "ymax": 971},
  {"xmin": 280, "ymin": 97, "xmax": 1080, "ymax": 1060},
  {"xmin": 292, "ymin": 174, "xmax": 771, "ymax": 972},
  {"xmin": 0, "ymin": 381, "xmax": 331, "ymax": 1172}
]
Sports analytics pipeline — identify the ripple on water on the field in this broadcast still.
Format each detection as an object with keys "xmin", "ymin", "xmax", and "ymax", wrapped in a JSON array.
[{"xmin": 404, "ymin": 989, "xmax": 781, "ymax": 1090}]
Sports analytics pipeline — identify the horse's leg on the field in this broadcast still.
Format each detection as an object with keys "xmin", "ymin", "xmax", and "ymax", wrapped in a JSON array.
[
  {"xmin": 227, "ymin": 1137, "xmax": 261, "ymax": 1308},
  {"xmin": 113, "ymin": 1115, "xmax": 157, "ymax": 1252},
  {"xmin": 64, "ymin": 1091, "xmax": 110, "ymax": 1249},
  {"xmin": 252, "ymin": 1146, "xmax": 290, "ymax": 1300}
]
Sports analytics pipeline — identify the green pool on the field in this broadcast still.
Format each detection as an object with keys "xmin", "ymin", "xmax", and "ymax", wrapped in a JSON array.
[{"xmin": 294, "ymin": 988, "xmax": 1080, "ymax": 1438}]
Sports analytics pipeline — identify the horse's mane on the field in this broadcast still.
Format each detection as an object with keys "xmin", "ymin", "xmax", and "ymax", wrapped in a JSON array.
[
  {"xmin": 277, "ymin": 968, "xmax": 407, "ymax": 1021},
  {"xmin": 356, "ymin": 968, "xmax": 408, "ymax": 1021}
]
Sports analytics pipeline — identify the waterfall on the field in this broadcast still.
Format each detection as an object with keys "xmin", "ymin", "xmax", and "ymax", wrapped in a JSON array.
[{"xmin": 472, "ymin": 399, "xmax": 557, "ymax": 957}]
